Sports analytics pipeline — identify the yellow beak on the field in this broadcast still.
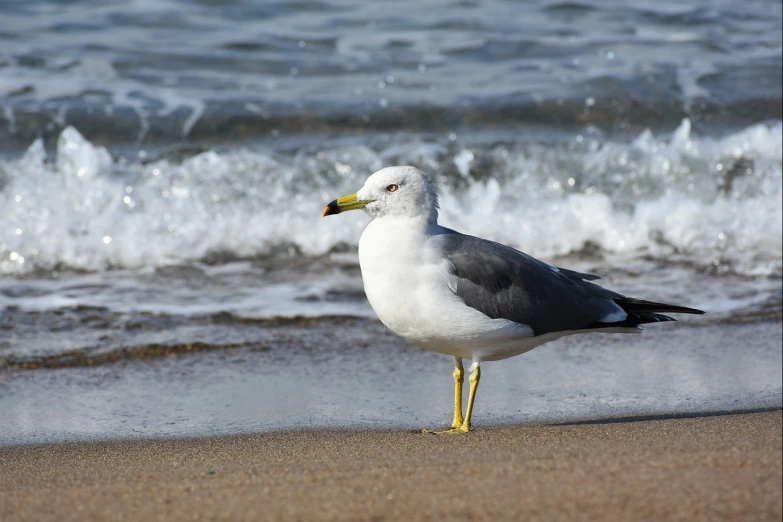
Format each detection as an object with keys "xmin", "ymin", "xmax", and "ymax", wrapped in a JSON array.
[{"xmin": 322, "ymin": 193, "xmax": 370, "ymax": 216}]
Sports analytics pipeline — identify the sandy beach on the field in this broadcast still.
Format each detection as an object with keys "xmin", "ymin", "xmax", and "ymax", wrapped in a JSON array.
[{"xmin": 2, "ymin": 410, "xmax": 780, "ymax": 521}]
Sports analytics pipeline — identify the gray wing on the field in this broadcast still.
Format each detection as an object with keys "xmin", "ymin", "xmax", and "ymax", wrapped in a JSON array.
[{"xmin": 431, "ymin": 231, "xmax": 626, "ymax": 336}]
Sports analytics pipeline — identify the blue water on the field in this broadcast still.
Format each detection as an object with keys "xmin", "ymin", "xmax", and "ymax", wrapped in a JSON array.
[{"xmin": 0, "ymin": 0, "xmax": 780, "ymax": 150}]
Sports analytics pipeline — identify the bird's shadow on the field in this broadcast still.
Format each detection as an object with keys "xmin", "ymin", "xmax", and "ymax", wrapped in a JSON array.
[{"xmin": 546, "ymin": 406, "xmax": 781, "ymax": 426}]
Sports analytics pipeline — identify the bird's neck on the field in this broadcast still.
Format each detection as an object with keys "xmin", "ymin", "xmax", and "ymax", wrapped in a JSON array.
[
  {"xmin": 360, "ymin": 215, "xmax": 437, "ymax": 263},
  {"xmin": 368, "ymin": 205, "xmax": 438, "ymax": 225},
  {"xmin": 370, "ymin": 214, "xmax": 437, "ymax": 236}
]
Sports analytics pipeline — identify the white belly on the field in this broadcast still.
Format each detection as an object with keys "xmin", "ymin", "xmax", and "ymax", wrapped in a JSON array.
[{"xmin": 358, "ymin": 219, "xmax": 536, "ymax": 360}]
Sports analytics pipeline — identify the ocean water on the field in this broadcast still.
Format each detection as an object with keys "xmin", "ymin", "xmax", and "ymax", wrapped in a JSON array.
[
  {"xmin": 1, "ymin": 0, "xmax": 781, "ymax": 152},
  {"xmin": 0, "ymin": 0, "xmax": 781, "ymax": 443}
]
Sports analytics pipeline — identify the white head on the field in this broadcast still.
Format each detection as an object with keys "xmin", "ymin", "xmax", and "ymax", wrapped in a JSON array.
[{"xmin": 323, "ymin": 166, "xmax": 439, "ymax": 222}]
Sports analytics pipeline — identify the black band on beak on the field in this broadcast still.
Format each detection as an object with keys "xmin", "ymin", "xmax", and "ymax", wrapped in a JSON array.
[{"xmin": 322, "ymin": 200, "xmax": 340, "ymax": 216}]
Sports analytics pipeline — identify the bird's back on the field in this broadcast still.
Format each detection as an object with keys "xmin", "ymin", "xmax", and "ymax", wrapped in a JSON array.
[{"xmin": 430, "ymin": 229, "xmax": 704, "ymax": 336}]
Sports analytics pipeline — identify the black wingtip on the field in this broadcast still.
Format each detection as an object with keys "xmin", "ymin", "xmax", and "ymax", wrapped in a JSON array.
[
  {"xmin": 615, "ymin": 298, "xmax": 705, "ymax": 315},
  {"xmin": 589, "ymin": 311, "xmax": 679, "ymax": 329}
]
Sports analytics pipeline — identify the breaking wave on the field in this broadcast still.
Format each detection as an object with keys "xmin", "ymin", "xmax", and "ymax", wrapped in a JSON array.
[{"xmin": 1, "ymin": 119, "xmax": 780, "ymax": 277}]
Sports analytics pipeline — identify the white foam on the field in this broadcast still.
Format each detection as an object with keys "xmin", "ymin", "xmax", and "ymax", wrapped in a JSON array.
[{"xmin": 0, "ymin": 122, "xmax": 780, "ymax": 278}]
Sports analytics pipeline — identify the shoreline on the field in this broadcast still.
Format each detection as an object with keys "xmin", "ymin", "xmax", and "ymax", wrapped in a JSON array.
[
  {"xmin": 1, "ymin": 405, "xmax": 781, "ymax": 449},
  {"xmin": 2, "ymin": 411, "xmax": 781, "ymax": 521}
]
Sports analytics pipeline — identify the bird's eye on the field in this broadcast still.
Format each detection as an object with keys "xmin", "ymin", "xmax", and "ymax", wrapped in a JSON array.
[{"xmin": 386, "ymin": 184, "xmax": 399, "ymax": 192}]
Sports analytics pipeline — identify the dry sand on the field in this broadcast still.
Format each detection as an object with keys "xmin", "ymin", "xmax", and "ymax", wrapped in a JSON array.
[{"xmin": 1, "ymin": 411, "xmax": 781, "ymax": 522}]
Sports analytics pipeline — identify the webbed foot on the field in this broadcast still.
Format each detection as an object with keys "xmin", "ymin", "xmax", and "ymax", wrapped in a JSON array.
[{"xmin": 421, "ymin": 425, "xmax": 470, "ymax": 434}]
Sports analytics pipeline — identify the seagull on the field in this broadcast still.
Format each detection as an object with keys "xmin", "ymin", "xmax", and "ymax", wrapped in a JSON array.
[{"xmin": 322, "ymin": 166, "xmax": 704, "ymax": 433}]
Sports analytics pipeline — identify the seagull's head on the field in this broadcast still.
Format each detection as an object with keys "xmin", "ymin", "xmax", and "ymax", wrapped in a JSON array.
[{"xmin": 323, "ymin": 166, "xmax": 439, "ymax": 221}]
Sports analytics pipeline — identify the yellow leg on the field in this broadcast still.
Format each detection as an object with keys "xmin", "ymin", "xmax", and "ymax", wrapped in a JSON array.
[
  {"xmin": 459, "ymin": 365, "xmax": 481, "ymax": 432},
  {"xmin": 422, "ymin": 362, "xmax": 480, "ymax": 434},
  {"xmin": 422, "ymin": 359, "xmax": 464, "ymax": 434},
  {"xmin": 449, "ymin": 359, "xmax": 465, "ymax": 428}
]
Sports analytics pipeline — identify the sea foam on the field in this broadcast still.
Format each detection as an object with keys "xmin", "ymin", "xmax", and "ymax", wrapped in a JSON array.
[{"xmin": 1, "ymin": 120, "xmax": 780, "ymax": 277}]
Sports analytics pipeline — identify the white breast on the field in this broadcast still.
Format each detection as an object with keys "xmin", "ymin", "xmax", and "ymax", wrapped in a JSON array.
[{"xmin": 358, "ymin": 218, "xmax": 535, "ymax": 360}]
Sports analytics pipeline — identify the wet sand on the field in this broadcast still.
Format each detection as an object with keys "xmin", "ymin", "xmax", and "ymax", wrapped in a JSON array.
[{"xmin": 1, "ymin": 411, "xmax": 780, "ymax": 522}]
